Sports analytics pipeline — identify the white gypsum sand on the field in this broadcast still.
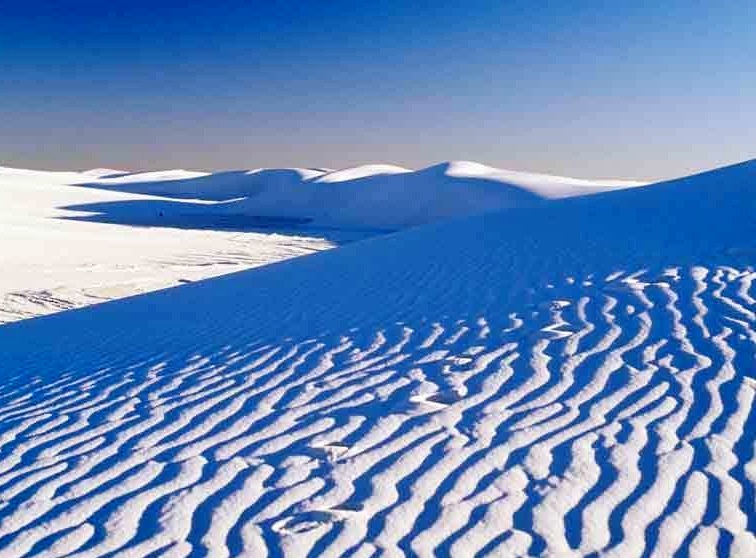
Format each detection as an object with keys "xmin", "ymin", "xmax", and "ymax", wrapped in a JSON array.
[{"xmin": 1, "ymin": 160, "xmax": 754, "ymax": 556}]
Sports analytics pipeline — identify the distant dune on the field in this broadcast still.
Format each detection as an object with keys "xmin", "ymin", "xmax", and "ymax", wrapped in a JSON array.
[
  {"xmin": 73, "ymin": 161, "xmax": 645, "ymax": 229},
  {"xmin": 0, "ymin": 162, "xmax": 642, "ymax": 322}
]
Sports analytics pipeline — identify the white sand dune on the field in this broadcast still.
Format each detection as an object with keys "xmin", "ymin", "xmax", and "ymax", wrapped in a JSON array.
[
  {"xmin": 0, "ymin": 160, "xmax": 754, "ymax": 556},
  {"xmin": 0, "ymin": 163, "xmax": 640, "ymax": 323},
  {"xmin": 76, "ymin": 161, "xmax": 645, "ymax": 230}
]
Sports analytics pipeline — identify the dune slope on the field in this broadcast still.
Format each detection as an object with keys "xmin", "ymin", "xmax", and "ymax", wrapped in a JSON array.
[{"xmin": 0, "ymin": 160, "xmax": 754, "ymax": 556}]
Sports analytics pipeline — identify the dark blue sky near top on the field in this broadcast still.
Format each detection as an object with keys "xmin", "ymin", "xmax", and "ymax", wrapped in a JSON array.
[{"xmin": 1, "ymin": 0, "xmax": 754, "ymax": 179}]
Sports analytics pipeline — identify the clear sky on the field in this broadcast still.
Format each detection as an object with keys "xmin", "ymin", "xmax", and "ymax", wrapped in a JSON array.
[{"xmin": 1, "ymin": 0, "xmax": 754, "ymax": 179}]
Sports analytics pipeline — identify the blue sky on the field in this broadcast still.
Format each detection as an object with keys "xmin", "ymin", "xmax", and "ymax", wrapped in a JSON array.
[{"xmin": 1, "ymin": 1, "xmax": 754, "ymax": 179}]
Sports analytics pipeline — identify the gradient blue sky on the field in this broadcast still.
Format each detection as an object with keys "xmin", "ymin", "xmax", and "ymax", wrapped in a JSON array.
[{"xmin": 1, "ymin": 1, "xmax": 754, "ymax": 179}]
